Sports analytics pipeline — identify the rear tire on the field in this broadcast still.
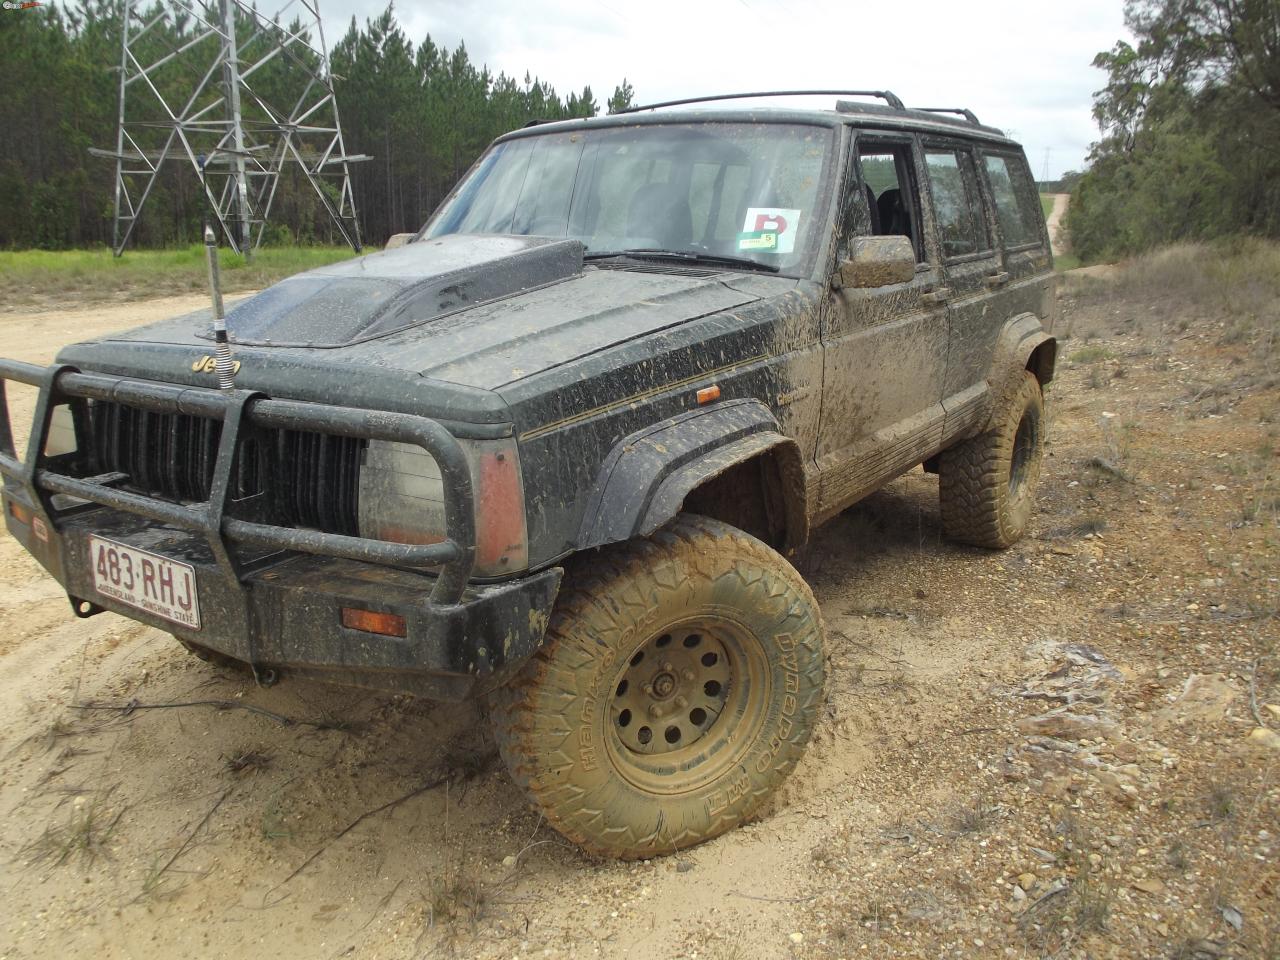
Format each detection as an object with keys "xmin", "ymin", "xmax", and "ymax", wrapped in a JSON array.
[
  {"xmin": 489, "ymin": 514, "xmax": 825, "ymax": 859},
  {"xmin": 939, "ymin": 370, "xmax": 1045, "ymax": 548}
]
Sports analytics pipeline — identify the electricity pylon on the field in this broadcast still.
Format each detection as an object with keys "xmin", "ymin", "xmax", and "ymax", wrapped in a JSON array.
[{"xmin": 92, "ymin": 0, "xmax": 367, "ymax": 256}]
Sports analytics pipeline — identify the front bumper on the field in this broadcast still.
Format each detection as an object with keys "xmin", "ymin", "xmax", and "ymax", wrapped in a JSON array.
[{"xmin": 0, "ymin": 359, "xmax": 560, "ymax": 700}]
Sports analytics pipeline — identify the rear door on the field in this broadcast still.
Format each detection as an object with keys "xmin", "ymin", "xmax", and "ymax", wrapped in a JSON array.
[
  {"xmin": 920, "ymin": 141, "xmax": 1004, "ymax": 440},
  {"xmin": 978, "ymin": 147, "xmax": 1055, "ymax": 331}
]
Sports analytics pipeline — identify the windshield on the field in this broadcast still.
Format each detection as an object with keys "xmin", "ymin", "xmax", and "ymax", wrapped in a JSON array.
[{"xmin": 425, "ymin": 122, "xmax": 835, "ymax": 275}]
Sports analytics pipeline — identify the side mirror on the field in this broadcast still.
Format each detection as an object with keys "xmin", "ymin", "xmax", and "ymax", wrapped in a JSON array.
[
  {"xmin": 834, "ymin": 236, "xmax": 916, "ymax": 289},
  {"xmin": 385, "ymin": 232, "xmax": 416, "ymax": 250}
]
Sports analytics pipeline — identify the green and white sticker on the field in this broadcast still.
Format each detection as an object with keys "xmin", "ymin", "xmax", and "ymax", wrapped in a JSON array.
[
  {"xmin": 740, "ymin": 207, "xmax": 802, "ymax": 254},
  {"xmin": 737, "ymin": 230, "xmax": 779, "ymax": 251}
]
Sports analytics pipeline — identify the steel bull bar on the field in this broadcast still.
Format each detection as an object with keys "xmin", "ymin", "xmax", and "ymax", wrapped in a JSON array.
[{"xmin": 0, "ymin": 358, "xmax": 564, "ymax": 697}]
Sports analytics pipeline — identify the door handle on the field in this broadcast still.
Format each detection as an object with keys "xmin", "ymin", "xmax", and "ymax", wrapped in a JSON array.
[
  {"xmin": 984, "ymin": 271, "xmax": 1011, "ymax": 287},
  {"xmin": 920, "ymin": 287, "xmax": 951, "ymax": 306}
]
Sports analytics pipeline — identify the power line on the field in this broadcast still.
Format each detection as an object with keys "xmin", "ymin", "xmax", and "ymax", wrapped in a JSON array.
[{"xmin": 96, "ymin": 0, "xmax": 366, "ymax": 257}]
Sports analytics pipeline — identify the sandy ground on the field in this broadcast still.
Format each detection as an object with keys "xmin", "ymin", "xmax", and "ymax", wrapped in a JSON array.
[{"xmin": 0, "ymin": 279, "xmax": 1276, "ymax": 959}]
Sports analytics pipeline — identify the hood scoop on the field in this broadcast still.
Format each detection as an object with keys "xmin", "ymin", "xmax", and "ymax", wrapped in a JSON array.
[{"xmin": 207, "ymin": 234, "xmax": 584, "ymax": 348}]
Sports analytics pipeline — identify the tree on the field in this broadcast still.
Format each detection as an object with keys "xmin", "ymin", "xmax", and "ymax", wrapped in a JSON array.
[
  {"xmin": 607, "ymin": 79, "xmax": 636, "ymax": 114},
  {"xmin": 0, "ymin": 3, "xmax": 639, "ymax": 248},
  {"xmin": 1065, "ymin": 0, "xmax": 1280, "ymax": 260}
]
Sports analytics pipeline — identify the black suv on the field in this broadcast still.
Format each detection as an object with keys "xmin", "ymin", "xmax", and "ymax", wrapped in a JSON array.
[{"xmin": 0, "ymin": 91, "xmax": 1056, "ymax": 858}]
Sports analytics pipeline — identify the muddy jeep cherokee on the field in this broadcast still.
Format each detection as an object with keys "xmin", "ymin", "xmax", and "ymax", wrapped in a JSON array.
[{"xmin": 1, "ymin": 90, "xmax": 1056, "ymax": 858}]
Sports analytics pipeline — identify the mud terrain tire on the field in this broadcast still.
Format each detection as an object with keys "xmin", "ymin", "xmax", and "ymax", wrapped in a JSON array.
[
  {"xmin": 489, "ymin": 514, "xmax": 825, "ymax": 859},
  {"xmin": 939, "ymin": 370, "xmax": 1045, "ymax": 548}
]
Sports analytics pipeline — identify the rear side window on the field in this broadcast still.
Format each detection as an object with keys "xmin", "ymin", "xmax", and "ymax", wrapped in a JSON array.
[
  {"xmin": 923, "ymin": 148, "xmax": 990, "ymax": 258},
  {"xmin": 984, "ymin": 153, "xmax": 1042, "ymax": 247}
]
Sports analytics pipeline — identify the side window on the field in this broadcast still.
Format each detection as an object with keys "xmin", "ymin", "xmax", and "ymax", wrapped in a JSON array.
[
  {"xmin": 984, "ymin": 153, "xmax": 1042, "ymax": 248},
  {"xmin": 923, "ymin": 148, "xmax": 990, "ymax": 258},
  {"xmin": 857, "ymin": 142, "xmax": 923, "ymax": 262}
]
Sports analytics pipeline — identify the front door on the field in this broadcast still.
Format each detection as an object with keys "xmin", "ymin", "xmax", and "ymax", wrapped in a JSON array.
[{"xmin": 815, "ymin": 136, "xmax": 948, "ymax": 523}]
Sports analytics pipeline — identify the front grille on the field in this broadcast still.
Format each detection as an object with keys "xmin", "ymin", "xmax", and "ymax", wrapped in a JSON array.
[
  {"xmin": 85, "ymin": 400, "xmax": 363, "ymax": 537},
  {"xmin": 272, "ymin": 428, "xmax": 363, "ymax": 536},
  {"xmin": 89, "ymin": 402, "xmax": 222, "ymax": 501}
]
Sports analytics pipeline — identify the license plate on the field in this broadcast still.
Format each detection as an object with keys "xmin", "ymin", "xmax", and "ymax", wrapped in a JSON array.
[{"xmin": 88, "ymin": 535, "xmax": 201, "ymax": 630}]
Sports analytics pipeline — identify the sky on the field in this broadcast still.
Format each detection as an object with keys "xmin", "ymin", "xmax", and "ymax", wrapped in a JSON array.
[{"xmin": 312, "ymin": 0, "xmax": 1132, "ymax": 180}]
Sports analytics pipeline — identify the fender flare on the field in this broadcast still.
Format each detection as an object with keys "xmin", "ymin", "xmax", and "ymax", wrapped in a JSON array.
[
  {"xmin": 576, "ymin": 398, "xmax": 807, "ymax": 550},
  {"xmin": 987, "ymin": 312, "xmax": 1056, "ymax": 407}
]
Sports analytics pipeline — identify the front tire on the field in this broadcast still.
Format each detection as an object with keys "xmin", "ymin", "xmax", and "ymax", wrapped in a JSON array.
[
  {"xmin": 939, "ymin": 370, "xmax": 1045, "ymax": 548},
  {"xmin": 489, "ymin": 514, "xmax": 825, "ymax": 859}
]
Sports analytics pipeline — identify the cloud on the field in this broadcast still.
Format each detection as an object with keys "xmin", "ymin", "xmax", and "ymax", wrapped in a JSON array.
[{"xmin": 316, "ymin": 0, "xmax": 1130, "ymax": 176}]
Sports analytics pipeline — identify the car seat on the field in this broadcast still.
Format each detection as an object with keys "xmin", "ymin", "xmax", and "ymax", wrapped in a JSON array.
[
  {"xmin": 865, "ymin": 184, "xmax": 881, "ymax": 234},
  {"xmin": 877, "ymin": 188, "xmax": 909, "ymax": 238}
]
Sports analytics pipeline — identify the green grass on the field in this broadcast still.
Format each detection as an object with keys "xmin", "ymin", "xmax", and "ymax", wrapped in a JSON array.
[
  {"xmin": 0, "ymin": 245, "xmax": 360, "ymax": 307},
  {"xmin": 1069, "ymin": 345, "xmax": 1115, "ymax": 364},
  {"xmin": 1040, "ymin": 193, "xmax": 1056, "ymax": 220},
  {"xmin": 1054, "ymin": 252, "xmax": 1082, "ymax": 272}
]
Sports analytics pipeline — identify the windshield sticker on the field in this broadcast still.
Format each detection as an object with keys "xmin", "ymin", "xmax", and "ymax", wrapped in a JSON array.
[
  {"xmin": 737, "ymin": 230, "xmax": 779, "ymax": 252},
  {"xmin": 741, "ymin": 208, "xmax": 801, "ymax": 254}
]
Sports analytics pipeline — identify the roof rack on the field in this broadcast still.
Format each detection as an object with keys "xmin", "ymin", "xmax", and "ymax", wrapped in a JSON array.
[
  {"xmin": 915, "ymin": 107, "xmax": 982, "ymax": 125},
  {"xmin": 614, "ymin": 89, "xmax": 905, "ymax": 115}
]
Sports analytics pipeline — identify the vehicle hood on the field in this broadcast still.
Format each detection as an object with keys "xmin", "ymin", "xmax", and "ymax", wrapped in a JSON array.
[
  {"xmin": 207, "ymin": 234, "xmax": 587, "ymax": 348},
  {"xmin": 72, "ymin": 236, "xmax": 778, "ymax": 395}
]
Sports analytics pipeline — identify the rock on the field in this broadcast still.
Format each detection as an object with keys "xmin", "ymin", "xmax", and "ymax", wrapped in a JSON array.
[
  {"xmin": 1219, "ymin": 905, "xmax": 1243, "ymax": 932},
  {"xmin": 1131, "ymin": 878, "xmax": 1166, "ymax": 895},
  {"xmin": 1247, "ymin": 727, "xmax": 1280, "ymax": 752},
  {"xmin": 1153, "ymin": 674, "xmax": 1238, "ymax": 727},
  {"xmin": 1033, "ymin": 773, "xmax": 1075, "ymax": 799},
  {"xmin": 1011, "ymin": 885, "xmax": 1027, "ymax": 902},
  {"xmin": 1018, "ymin": 709, "xmax": 1119, "ymax": 741},
  {"xmin": 1265, "ymin": 704, "xmax": 1280, "ymax": 720},
  {"xmin": 1091, "ymin": 767, "xmax": 1138, "ymax": 805},
  {"xmin": 1101, "ymin": 740, "xmax": 1139, "ymax": 762},
  {"xmin": 1017, "ymin": 873, "xmax": 1038, "ymax": 891},
  {"xmin": 997, "ymin": 758, "xmax": 1025, "ymax": 781},
  {"xmin": 675, "ymin": 859, "xmax": 694, "ymax": 873},
  {"xmin": 789, "ymin": 932, "xmax": 804, "ymax": 944},
  {"xmin": 1013, "ymin": 643, "xmax": 1122, "ymax": 706},
  {"xmin": 502, "ymin": 855, "xmax": 517, "ymax": 868}
]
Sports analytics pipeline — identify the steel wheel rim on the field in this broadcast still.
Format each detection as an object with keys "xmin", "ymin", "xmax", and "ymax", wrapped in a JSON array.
[{"xmin": 605, "ymin": 613, "xmax": 770, "ymax": 796}]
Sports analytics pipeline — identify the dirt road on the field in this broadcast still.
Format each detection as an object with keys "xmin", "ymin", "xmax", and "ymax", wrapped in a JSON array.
[
  {"xmin": 1046, "ymin": 193, "xmax": 1069, "ymax": 256},
  {"xmin": 0, "ymin": 273, "xmax": 1276, "ymax": 959}
]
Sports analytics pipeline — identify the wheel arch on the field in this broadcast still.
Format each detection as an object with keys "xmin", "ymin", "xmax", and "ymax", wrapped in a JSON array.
[
  {"xmin": 988, "ymin": 312, "xmax": 1056, "ymax": 405},
  {"xmin": 576, "ymin": 399, "xmax": 809, "ymax": 553}
]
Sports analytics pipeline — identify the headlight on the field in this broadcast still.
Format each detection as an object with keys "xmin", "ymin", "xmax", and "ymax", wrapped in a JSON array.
[
  {"xmin": 45, "ymin": 404, "xmax": 78, "ymax": 457},
  {"xmin": 358, "ymin": 436, "xmax": 528, "ymax": 578}
]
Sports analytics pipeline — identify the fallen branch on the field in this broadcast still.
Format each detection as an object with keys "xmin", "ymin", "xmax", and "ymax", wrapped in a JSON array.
[
  {"xmin": 270, "ymin": 771, "xmax": 452, "ymax": 896},
  {"xmin": 73, "ymin": 698, "xmax": 327, "ymax": 729},
  {"xmin": 150, "ymin": 789, "xmax": 230, "ymax": 890},
  {"xmin": 1083, "ymin": 456, "xmax": 1134, "ymax": 483},
  {"xmin": 729, "ymin": 890, "xmax": 818, "ymax": 904}
]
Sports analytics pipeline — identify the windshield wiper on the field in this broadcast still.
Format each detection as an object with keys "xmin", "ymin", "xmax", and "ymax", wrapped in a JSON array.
[{"xmin": 584, "ymin": 248, "xmax": 781, "ymax": 274}]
